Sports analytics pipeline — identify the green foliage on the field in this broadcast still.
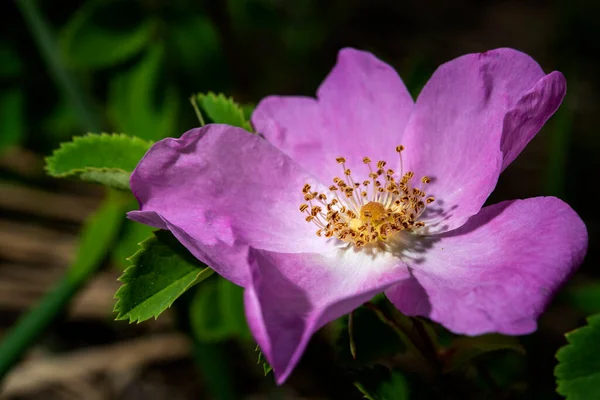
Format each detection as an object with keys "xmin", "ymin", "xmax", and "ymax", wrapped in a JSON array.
[
  {"xmin": 0, "ymin": 41, "xmax": 22, "ymax": 78},
  {"xmin": 442, "ymin": 334, "xmax": 525, "ymax": 373},
  {"xmin": 240, "ymin": 103, "xmax": 255, "ymax": 121},
  {"xmin": 354, "ymin": 366, "xmax": 410, "ymax": 400},
  {"xmin": 566, "ymin": 282, "xmax": 600, "ymax": 315},
  {"xmin": 45, "ymin": 133, "xmax": 152, "ymax": 190},
  {"xmin": 0, "ymin": 191, "xmax": 127, "ymax": 377},
  {"xmin": 336, "ymin": 297, "xmax": 406, "ymax": 367},
  {"xmin": 69, "ymin": 190, "xmax": 130, "ymax": 281},
  {"xmin": 0, "ymin": 89, "xmax": 25, "ymax": 154},
  {"xmin": 114, "ymin": 230, "xmax": 214, "ymax": 323},
  {"xmin": 0, "ymin": 41, "xmax": 24, "ymax": 153},
  {"xmin": 555, "ymin": 314, "xmax": 600, "ymax": 399},
  {"xmin": 112, "ymin": 219, "xmax": 156, "ymax": 270},
  {"xmin": 166, "ymin": 13, "xmax": 227, "ymax": 88},
  {"xmin": 59, "ymin": 0, "xmax": 154, "ymax": 69},
  {"xmin": 194, "ymin": 92, "xmax": 253, "ymax": 132},
  {"xmin": 256, "ymin": 348, "xmax": 273, "ymax": 376},
  {"xmin": 190, "ymin": 275, "xmax": 251, "ymax": 342},
  {"xmin": 108, "ymin": 44, "xmax": 180, "ymax": 141},
  {"xmin": 42, "ymin": 98, "xmax": 86, "ymax": 143}
]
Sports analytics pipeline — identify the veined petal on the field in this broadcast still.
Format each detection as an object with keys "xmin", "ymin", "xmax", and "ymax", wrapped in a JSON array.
[
  {"xmin": 245, "ymin": 247, "xmax": 410, "ymax": 384},
  {"xmin": 252, "ymin": 48, "xmax": 414, "ymax": 183},
  {"xmin": 386, "ymin": 197, "xmax": 587, "ymax": 335},
  {"xmin": 500, "ymin": 71, "xmax": 566, "ymax": 170},
  {"xmin": 128, "ymin": 124, "xmax": 330, "ymax": 286},
  {"xmin": 401, "ymin": 48, "xmax": 562, "ymax": 232}
]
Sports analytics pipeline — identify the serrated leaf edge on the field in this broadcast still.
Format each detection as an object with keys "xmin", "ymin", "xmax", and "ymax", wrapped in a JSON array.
[
  {"xmin": 196, "ymin": 91, "xmax": 253, "ymax": 132},
  {"xmin": 113, "ymin": 235, "xmax": 209, "ymax": 323},
  {"xmin": 45, "ymin": 132, "xmax": 152, "ymax": 177},
  {"xmin": 555, "ymin": 314, "xmax": 600, "ymax": 395}
]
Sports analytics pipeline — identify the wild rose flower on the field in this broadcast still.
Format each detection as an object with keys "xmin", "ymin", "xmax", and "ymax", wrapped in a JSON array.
[{"xmin": 128, "ymin": 48, "xmax": 587, "ymax": 384}]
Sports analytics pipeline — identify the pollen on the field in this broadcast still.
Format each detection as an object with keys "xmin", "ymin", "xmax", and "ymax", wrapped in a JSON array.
[{"xmin": 298, "ymin": 146, "xmax": 435, "ymax": 249}]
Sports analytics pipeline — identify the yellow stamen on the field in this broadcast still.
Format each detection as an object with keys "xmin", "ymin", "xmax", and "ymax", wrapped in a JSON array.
[{"xmin": 299, "ymin": 146, "xmax": 435, "ymax": 248}]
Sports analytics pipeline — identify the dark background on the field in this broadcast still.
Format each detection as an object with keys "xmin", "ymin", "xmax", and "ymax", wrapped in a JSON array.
[{"xmin": 0, "ymin": 0, "xmax": 598, "ymax": 398}]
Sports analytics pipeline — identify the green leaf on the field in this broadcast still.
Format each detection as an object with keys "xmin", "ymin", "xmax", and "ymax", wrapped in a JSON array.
[
  {"xmin": 190, "ymin": 275, "xmax": 251, "ymax": 342},
  {"xmin": 59, "ymin": 0, "xmax": 154, "ymax": 69},
  {"xmin": 241, "ymin": 103, "xmax": 255, "ymax": 122},
  {"xmin": 114, "ymin": 230, "xmax": 214, "ymax": 323},
  {"xmin": 0, "ymin": 89, "xmax": 25, "ymax": 154},
  {"xmin": 441, "ymin": 334, "xmax": 525, "ymax": 373},
  {"xmin": 45, "ymin": 133, "xmax": 152, "ymax": 190},
  {"xmin": 555, "ymin": 314, "xmax": 600, "ymax": 399},
  {"xmin": 112, "ymin": 219, "xmax": 156, "ymax": 270},
  {"xmin": 108, "ymin": 44, "xmax": 180, "ymax": 141},
  {"xmin": 194, "ymin": 92, "xmax": 252, "ymax": 132},
  {"xmin": 354, "ymin": 366, "xmax": 410, "ymax": 400}
]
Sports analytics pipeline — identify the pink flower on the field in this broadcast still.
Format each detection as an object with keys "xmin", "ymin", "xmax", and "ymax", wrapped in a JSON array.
[{"xmin": 128, "ymin": 48, "xmax": 587, "ymax": 384}]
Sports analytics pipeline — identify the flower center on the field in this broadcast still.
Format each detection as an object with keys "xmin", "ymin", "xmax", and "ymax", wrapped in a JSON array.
[{"xmin": 299, "ymin": 145, "xmax": 434, "ymax": 249}]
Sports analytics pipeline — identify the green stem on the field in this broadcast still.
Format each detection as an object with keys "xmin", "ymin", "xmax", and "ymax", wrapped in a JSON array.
[
  {"xmin": 0, "ymin": 193, "xmax": 125, "ymax": 379},
  {"xmin": 189, "ymin": 94, "xmax": 206, "ymax": 126},
  {"xmin": 15, "ymin": 0, "xmax": 102, "ymax": 132},
  {"xmin": 348, "ymin": 310, "xmax": 357, "ymax": 360}
]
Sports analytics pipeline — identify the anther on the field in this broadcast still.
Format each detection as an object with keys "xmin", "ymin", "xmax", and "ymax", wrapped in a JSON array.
[
  {"xmin": 336, "ymin": 157, "xmax": 346, "ymax": 164},
  {"xmin": 421, "ymin": 176, "xmax": 431, "ymax": 184},
  {"xmin": 396, "ymin": 145, "xmax": 405, "ymax": 152},
  {"xmin": 363, "ymin": 157, "xmax": 371, "ymax": 164},
  {"xmin": 299, "ymin": 204, "xmax": 309, "ymax": 212}
]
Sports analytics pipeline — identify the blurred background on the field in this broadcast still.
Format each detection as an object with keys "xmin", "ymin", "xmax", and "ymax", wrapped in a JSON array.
[{"xmin": 0, "ymin": 0, "xmax": 598, "ymax": 398}]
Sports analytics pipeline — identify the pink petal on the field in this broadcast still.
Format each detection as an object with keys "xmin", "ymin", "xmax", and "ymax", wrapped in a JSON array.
[
  {"xmin": 401, "ymin": 48, "xmax": 563, "ymax": 232},
  {"xmin": 245, "ymin": 248, "xmax": 410, "ymax": 384},
  {"xmin": 128, "ymin": 124, "xmax": 330, "ymax": 286},
  {"xmin": 252, "ymin": 48, "xmax": 414, "ymax": 183},
  {"xmin": 500, "ymin": 71, "xmax": 566, "ymax": 170},
  {"xmin": 386, "ymin": 197, "xmax": 587, "ymax": 335}
]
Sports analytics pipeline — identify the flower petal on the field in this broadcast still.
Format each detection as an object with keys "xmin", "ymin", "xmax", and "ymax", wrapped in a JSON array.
[
  {"xmin": 128, "ymin": 124, "xmax": 330, "ymax": 286},
  {"xmin": 500, "ymin": 71, "xmax": 566, "ymax": 170},
  {"xmin": 244, "ymin": 247, "xmax": 410, "ymax": 384},
  {"xmin": 252, "ymin": 48, "xmax": 414, "ymax": 183},
  {"xmin": 386, "ymin": 197, "xmax": 587, "ymax": 335},
  {"xmin": 402, "ymin": 48, "xmax": 562, "ymax": 232}
]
